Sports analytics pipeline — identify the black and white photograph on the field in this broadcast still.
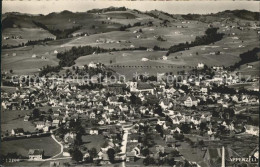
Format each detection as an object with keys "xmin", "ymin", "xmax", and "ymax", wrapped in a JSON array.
[{"xmin": 1, "ymin": 0, "xmax": 259, "ymax": 166}]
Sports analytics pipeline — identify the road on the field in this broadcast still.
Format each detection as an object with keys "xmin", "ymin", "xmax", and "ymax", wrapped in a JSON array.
[
  {"xmin": 119, "ymin": 125, "xmax": 134, "ymax": 167},
  {"xmin": 48, "ymin": 134, "xmax": 64, "ymax": 159}
]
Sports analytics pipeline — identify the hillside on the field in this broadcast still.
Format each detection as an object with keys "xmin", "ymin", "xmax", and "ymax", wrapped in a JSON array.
[
  {"xmin": 218, "ymin": 10, "xmax": 260, "ymax": 21},
  {"xmin": 2, "ymin": 8, "xmax": 258, "ymax": 45},
  {"xmin": 1, "ymin": 8, "xmax": 259, "ymax": 76}
]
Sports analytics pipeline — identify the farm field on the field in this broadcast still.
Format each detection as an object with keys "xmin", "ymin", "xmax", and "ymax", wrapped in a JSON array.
[
  {"xmin": 234, "ymin": 61, "xmax": 260, "ymax": 77},
  {"xmin": 168, "ymin": 29, "xmax": 258, "ymax": 67},
  {"xmin": 1, "ymin": 44, "xmax": 67, "ymax": 74},
  {"xmin": 75, "ymin": 50, "xmax": 188, "ymax": 78},
  {"xmin": 62, "ymin": 21, "xmax": 207, "ymax": 49},
  {"xmin": 2, "ymin": 28, "xmax": 55, "ymax": 46},
  {"xmin": 0, "ymin": 136, "xmax": 61, "ymax": 158},
  {"xmin": 75, "ymin": 50, "xmax": 169, "ymax": 65}
]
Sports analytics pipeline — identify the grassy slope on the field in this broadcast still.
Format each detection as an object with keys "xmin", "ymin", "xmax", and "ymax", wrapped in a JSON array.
[
  {"xmin": 2, "ymin": 9, "xmax": 259, "ymax": 75},
  {"xmin": 2, "ymin": 28, "xmax": 55, "ymax": 46}
]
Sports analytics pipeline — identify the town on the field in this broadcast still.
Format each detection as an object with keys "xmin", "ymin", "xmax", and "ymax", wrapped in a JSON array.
[
  {"xmin": 1, "ymin": 59, "xmax": 259, "ymax": 166},
  {"xmin": 1, "ymin": 2, "xmax": 259, "ymax": 167}
]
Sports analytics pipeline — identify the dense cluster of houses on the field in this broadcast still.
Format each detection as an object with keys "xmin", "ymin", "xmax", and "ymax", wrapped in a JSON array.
[{"xmin": 1, "ymin": 61, "xmax": 259, "ymax": 166}]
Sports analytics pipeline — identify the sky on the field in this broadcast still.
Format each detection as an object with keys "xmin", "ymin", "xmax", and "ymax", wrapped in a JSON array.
[{"xmin": 2, "ymin": 0, "xmax": 259, "ymax": 15}]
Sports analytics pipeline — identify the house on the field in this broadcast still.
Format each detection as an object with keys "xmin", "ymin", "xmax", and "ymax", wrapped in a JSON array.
[
  {"xmin": 247, "ymin": 64, "xmax": 253, "ymax": 68},
  {"xmin": 141, "ymin": 58, "xmax": 149, "ymax": 61},
  {"xmin": 89, "ymin": 112, "xmax": 96, "ymax": 119},
  {"xmin": 100, "ymin": 152, "xmax": 110, "ymax": 165},
  {"xmin": 98, "ymin": 119, "xmax": 105, "ymax": 125},
  {"xmin": 83, "ymin": 152, "xmax": 90, "ymax": 160},
  {"xmin": 104, "ymin": 105, "xmax": 115, "ymax": 113},
  {"xmin": 200, "ymin": 87, "xmax": 208, "ymax": 94},
  {"xmin": 212, "ymin": 66, "xmax": 223, "ymax": 71},
  {"xmin": 88, "ymin": 62, "xmax": 97, "ymax": 68},
  {"xmin": 43, "ymin": 126, "xmax": 50, "ymax": 132},
  {"xmin": 53, "ymin": 111, "xmax": 60, "ymax": 117},
  {"xmin": 52, "ymin": 119, "xmax": 60, "ymax": 127},
  {"xmin": 128, "ymin": 134, "xmax": 139, "ymax": 143},
  {"xmin": 191, "ymin": 116, "xmax": 201, "ymax": 125},
  {"xmin": 164, "ymin": 87, "xmax": 176, "ymax": 94},
  {"xmin": 244, "ymin": 125, "xmax": 259, "ymax": 136},
  {"xmin": 24, "ymin": 115, "xmax": 31, "ymax": 121},
  {"xmin": 171, "ymin": 116, "xmax": 181, "ymax": 125},
  {"xmin": 162, "ymin": 56, "xmax": 168, "ymax": 60},
  {"xmin": 159, "ymin": 99, "xmax": 173, "ymax": 110},
  {"xmin": 11, "ymin": 128, "xmax": 25, "ymax": 136},
  {"xmin": 241, "ymin": 95, "xmax": 249, "ymax": 103},
  {"xmin": 126, "ymin": 151, "xmax": 135, "ymax": 162},
  {"xmin": 197, "ymin": 63, "xmax": 205, "ymax": 69},
  {"xmin": 107, "ymin": 96, "xmax": 122, "ymax": 106},
  {"xmin": 157, "ymin": 118, "xmax": 166, "ymax": 126},
  {"xmin": 89, "ymin": 129, "xmax": 99, "ymax": 135},
  {"xmin": 50, "ymin": 161, "xmax": 60, "ymax": 167},
  {"xmin": 119, "ymin": 104, "xmax": 129, "ymax": 112},
  {"xmin": 28, "ymin": 149, "xmax": 44, "ymax": 161},
  {"xmin": 179, "ymin": 95, "xmax": 198, "ymax": 107},
  {"xmin": 63, "ymin": 148, "xmax": 71, "ymax": 157},
  {"xmin": 35, "ymin": 121, "xmax": 45, "ymax": 129},
  {"xmin": 147, "ymin": 48, "xmax": 154, "ymax": 52},
  {"xmin": 64, "ymin": 132, "xmax": 77, "ymax": 143},
  {"xmin": 231, "ymin": 95, "xmax": 239, "ymax": 103}
]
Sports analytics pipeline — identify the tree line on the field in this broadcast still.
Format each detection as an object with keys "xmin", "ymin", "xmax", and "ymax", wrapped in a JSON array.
[
  {"xmin": 87, "ymin": 7, "xmax": 127, "ymax": 13},
  {"xmin": 230, "ymin": 47, "xmax": 260, "ymax": 70},
  {"xmin": 39, "ymin": 45, "xmax": 153, "ymax": 76},
  {"xmin": 57, "ymin": 46, "xmax": 108, "ymax": 67},
  {"xmin": 33, "ymin": 20, "xmax": 82, "ymax": 39},
  {"xmin": 119, "ymin": 21, "xmax": 143, "ymax": 31}
]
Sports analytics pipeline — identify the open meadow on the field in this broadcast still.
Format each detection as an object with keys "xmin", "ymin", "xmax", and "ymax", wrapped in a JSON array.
[
  {"xmin": 1, "ymin": 110, "xmax": 35, "ymax": 136},
  {"xmin": 82, "ymin": 134, "xmax": 106, "ymax": 151},
  {"xmin": 1, "ymin": 136, "xmax": 61, "ymax": 158},
  {"xmin": 2, "ymin": 9, "xmax": 259, "ymax": 77},
  {"xmin": 1, "ymin": 44, "xmax": 68, "ymax": 74}
]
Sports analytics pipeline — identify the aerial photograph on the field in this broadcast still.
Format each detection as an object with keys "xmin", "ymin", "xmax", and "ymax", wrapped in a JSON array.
[{"xmin": 1, "ymin": 0, "xmax": 259, "ymax": 166}]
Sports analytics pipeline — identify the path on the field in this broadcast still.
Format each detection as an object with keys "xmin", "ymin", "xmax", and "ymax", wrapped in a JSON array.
[{"xmin": 40, "ymin": 134, "xmax": 70, "ymax": 162}]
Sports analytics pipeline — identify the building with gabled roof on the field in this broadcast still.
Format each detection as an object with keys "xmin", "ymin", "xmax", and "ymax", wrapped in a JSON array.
[{"xmin": 28, "ymin": 149, "xmax": 44, "ymax": 161}]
